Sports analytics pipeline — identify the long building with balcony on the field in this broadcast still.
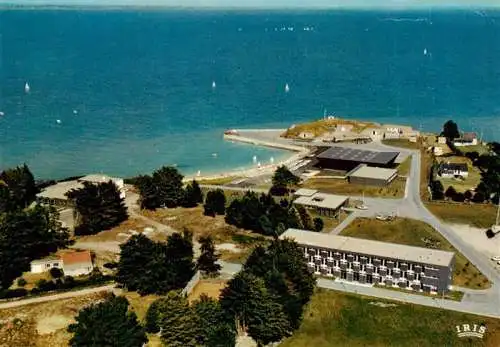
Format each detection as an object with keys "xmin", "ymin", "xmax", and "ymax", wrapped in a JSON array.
[{"xmin": 280, "ymin": 228, "xmax": 455, "ymax": 294}]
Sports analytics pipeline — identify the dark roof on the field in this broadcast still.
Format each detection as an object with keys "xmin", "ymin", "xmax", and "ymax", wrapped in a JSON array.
[
  {"xmin": 439, "ymin": 163, "xmax": 468, "ymax": 172},
  {"xmin": 462, "ymin": 132, "xmax": 477, "ymax": 141},
  {"xmin": 316, "ymin": 147, "xmax": 400, "ymax": 165}
]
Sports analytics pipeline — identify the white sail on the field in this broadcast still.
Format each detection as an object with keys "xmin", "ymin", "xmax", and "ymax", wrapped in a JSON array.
[
  {"xmin": 423, "ymin": 48, "xmax": 428, "ymax": 55},
  {"xmin": 285, "ymin": 83, "xmax": 290, "ymax": 93},
  {"xmin": 24, "ymin": 82, "xmax": 30, "ymax": 93},
  {"xmin": 212, "ymin": 81, "xmax": 216, "ymax": 89}
]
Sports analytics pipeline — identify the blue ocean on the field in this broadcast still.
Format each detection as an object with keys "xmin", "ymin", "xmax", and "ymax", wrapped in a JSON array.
[{"xmin": 1, "ymin": 8, "xmax": 499, "ymax": 179}]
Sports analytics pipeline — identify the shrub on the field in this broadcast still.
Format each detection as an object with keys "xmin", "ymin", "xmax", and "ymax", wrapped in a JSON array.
[
  {"xmin": 16, "ymin": 278, "xmax": 27, "ymax": 287},
  {"xmin": 50, "ymin": 267, "xmax": 64, "ymax": 279},
  {"xmin": 0, "ymin": 288, "xmax": 28, "ymax": 299}
]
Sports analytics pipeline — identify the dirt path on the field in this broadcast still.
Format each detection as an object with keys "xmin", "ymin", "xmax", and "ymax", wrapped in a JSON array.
[{"xmin": 0, "ymin": 284, "xmax": 117, "ymax": 310}]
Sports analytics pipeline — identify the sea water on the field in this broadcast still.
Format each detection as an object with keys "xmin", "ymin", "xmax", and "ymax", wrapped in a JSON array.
[{"xmin": 1, "ymin": 9, "xmax": 499, "ymax": 179}]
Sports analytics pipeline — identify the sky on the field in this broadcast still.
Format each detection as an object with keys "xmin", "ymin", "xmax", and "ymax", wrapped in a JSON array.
[{"xmin": 3, "ymin": 0, "xmax": 500, "ymax": 9}]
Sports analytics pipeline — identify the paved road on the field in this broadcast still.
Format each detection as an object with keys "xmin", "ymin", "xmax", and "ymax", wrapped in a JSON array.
[
  {"xmin": 0, "ymin": 284, "xmax": 118, "ymax": 310},
  {"xmin": 209, "ymin": 140, "xmax": 500, "ymax": 317}
]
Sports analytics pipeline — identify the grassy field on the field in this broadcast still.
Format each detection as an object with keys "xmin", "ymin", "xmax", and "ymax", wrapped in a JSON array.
[
  {"xmin": 302, "ymin": 176, "xmax": 406, "ymax": 198},
  {"xmin": 425, "ymin": 203, "xmax": 497, "ymax": 229},
  {"xmin": 0, "ymin": 292, "xmax": 109, "ymax": 347},
  {"xmin": 282, "ymin": 119, "xmax": 375, "ymax": 138},
  {"xmin": 458, "ymin": 144, "xmax": 490, "ymax": 156},
  {"xmin": 436, "ymin": 156, "xmax": 481, "ymax": 193},
  {"xmin": 340, "ymin": 218, "xmax": 490, "ymax": 289},
  {"xmin": 382, "ymin": 138, "xmax": 420, "ymax": 150},
  {"xmin": 195, "ymin": 176, "xmax": 242, "ymax": 185},
  {"xmin": 397, "ymin": 155, "xmax": 412, "ymax": 176},
  {"xmin": 281, "ymin": 289, "xmax": 500, "ymax": 347},
  {"xmin": 188, "ymin": 279, "xmax": 227, "ymax": 303}
]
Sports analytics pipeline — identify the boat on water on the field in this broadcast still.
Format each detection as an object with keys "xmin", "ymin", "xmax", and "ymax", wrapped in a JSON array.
[
  {"xmin": 24, "ymin": 82, "xmax": 30, "ymax": 93},
  {"xmin": 424, "ymin": 48, "xmax": 428, "ymax": 55},
  {"xmin": 285, "ymin": 83, "xmax": 290, "ymax": 93},
  {"xmin": 212, "ymin": 81, "xmax": 216, "ymax": 88}
]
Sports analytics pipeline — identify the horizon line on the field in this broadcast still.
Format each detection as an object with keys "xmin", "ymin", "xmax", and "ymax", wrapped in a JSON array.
[{"xmin": 2, "ymin": 3, "xmax": 500, "ymax": 10}]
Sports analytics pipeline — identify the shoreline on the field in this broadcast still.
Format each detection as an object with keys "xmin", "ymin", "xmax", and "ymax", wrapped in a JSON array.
[{"xmin": 183, "ymin": 128, "xmax": 310, "ymax": 182}]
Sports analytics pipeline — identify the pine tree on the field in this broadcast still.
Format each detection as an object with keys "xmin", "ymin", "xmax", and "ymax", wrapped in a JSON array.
[
  {"xmin": 66, "ymin": 181, "xmax": 128, "ymax": 235},
  {"xmin": 156, "ymin": 291, "xmax": 199, "ymax": 347},
  {"xmin": 313, "ymin": 217, "xmax": 324, "ymax": 232},
  {"xmin": 152, "ymin": 166, "xmax": 184, "ymax": 208},
  {"xmin": 166, "ymin": 229, "xmax": 195, "ymax": 287},
  {"xmin": 0, "ymin": 164, "xmax": 38, "ymax": 212},
  {"xmin": 68, "ymin": 294, "xmax": 147, "ymax": 347},
  {"xmin": 0, "ymin": 205, "xmax": 69, "ymax": 290},
  {"xmin": 247, "ymin": 293, "xmax": 291, "ymax": 346},
  {"xmin": 197, "ymin": 236, "xmax": 221, "ymax": 277},
  {"xmin": 204, "ymin": 189, "xmax": 226, "ymax": 216},
  {"xmin": 270, "ymin": 165, "xmax": 300, "ymax": 196},
  {"xmin": 182, "ymin": 180, "xmax": 204, "ymax": 208},
  {"xmin": 193, "ymin": 294, "xmax": 236, "ymax": 347},
  {"xmin": 135, "ymin": 175, "xmax": 160, "ymax": 210}
]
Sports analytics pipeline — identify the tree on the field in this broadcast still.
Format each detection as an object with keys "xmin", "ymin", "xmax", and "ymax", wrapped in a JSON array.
[
  {"xmin": 464, "ymin": 190, "xmax": 473, "ymax": 201},
  {"xmin": 0, "ymin": 164, "xmax": 38, "ymax": 213},
  {"xmin": 220, "ymin": 272, "xmax": 269, "ymax": 328},
  {"xmin": 182, "ymin": 180, "xmax": 203, "ymax": 208},
  {"xmin": 204, "ymin": 189, "xmax": 226, "ymax": 216},
  {"xmin": 244, "ymin": 239, "xmax": 316, "ymax": 330},
  {"xmin": 271, "ymin": 166, "xmax": 300, "ymax": 196},
  {"xmin": 431, "ymin": 180, "xmax": 445, "ymax": 200},
  {"xmin": 0, "ymin": 205, "xmax": 69, "ymax": 290},
  {"xmin": 197, "ymin": 236, "xmax": 221, "ymax": 277},
  {"xmin": 68, "ymin": 294, "xmax": 147, "ymax": 347},
  {"xmin": 296, "ymin": 205, "xmax": 313, "ymax": 231},
  {"xmin": 155, "ymin": 292, "xmax": 199, "ymax": 347},
  {"xmin": 135, "ymin": 175, "xmax": 160, "ymax": 210},
  {"xmin": 452, "ymin": 192, "xmax": 465, "ymax": 202},
  {"xmin": 153, "ymin": 166, "xmax": 184, "ymax": 208},
  {"xmin": 313, "ymin": 217, "xmax": 324, "ymax": 232},
  {"xmin": 441, "ymin": 120, "xmax": 460, "ymax": 141},
  {"xmin": 116, "ymin": 232, "xmax": 194, "ymax": 295},
  {"xmin": 50, "ymin": 267, "xmax": 63, "ymax": 279},
  {"xmin": 472, "ymin": 191, "xmax": 485, "ymax": 203},
  {"xmin": 66, "ymin": 181, "xmax": 128, "ymax": 236},
  {"xmin": 193, "ymin": 294, "xmax": 236, "ymax": 347},
  {"xmin": 444, "ymin": 186, "xmax": 457, "ymax": 200},
  {"xmin": 246, "ymin": 293, "xmax": 291, "ymax": 346}
]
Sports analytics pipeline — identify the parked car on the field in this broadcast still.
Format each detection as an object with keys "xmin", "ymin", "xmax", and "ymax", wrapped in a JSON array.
[
  {"xmin": 491, "ymin": 256, "xmax": 500, "ymax": 261},
  {"xmin": 356, "ymin": 204, "xmax": 368, "ymax": 210}
]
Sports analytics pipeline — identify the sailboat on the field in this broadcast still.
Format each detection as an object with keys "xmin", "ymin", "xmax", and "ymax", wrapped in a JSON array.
[
  {"xmin": 423, "ymin": 48, "xmax": 428, "ymax": 56},
  {"xmin": 212, "ymin": 81, "xmax": 216, "ymax": 89},
  {"xmin": 285, "ymin": 83, "xmax": 290, "ymax": 93},
  {"xmin": 24, "ymin": 82, "xmax": 30, "ymax": 93}
]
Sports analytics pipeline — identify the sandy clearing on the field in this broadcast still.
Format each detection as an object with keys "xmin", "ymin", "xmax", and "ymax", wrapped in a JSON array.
[{"xmin": 447, "ymin": 223, "xmax": 500, "ymax": 259}]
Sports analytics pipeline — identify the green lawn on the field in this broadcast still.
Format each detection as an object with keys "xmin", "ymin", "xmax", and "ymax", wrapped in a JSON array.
[
  {"xmin": 281, "ymin": 289, "xmax": 500, "ymax": 347},
  {"xmin": 425, "ymin": 202, "xmax": 497, "ymax": 229},
  {"xmin": 458, "ymin": 144, "xmax": 490, "ymax": 156},
  {"xmin": 302, "ymin": 176, "xmax": 406, "ymax": 198},
  {"xmin": 436, "ymin": 156, "xmax": 481, "ymax": 193},
  {"xmin": 340, "ymin": 218, "xmax": 490, "ymax": 289}
]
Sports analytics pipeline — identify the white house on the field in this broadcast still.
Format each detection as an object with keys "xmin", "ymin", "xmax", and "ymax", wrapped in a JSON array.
[
  {"xmin": 30, "ymin": 250, "xmax": 94, "ymax": 276},
  {"xmin": 438, "ymin": 163, "xmax": 469, "ymax": 178},
  {"xmin": 453, "ymin": 132, "xmax": 478, "ymax": 147},
  {"xmin": 30, "ymin": 256, "xmax": 62, "ymax": 273},
  {"xmin": 61, "ymin": 250, "xmax": 94, "ymax": 277}
]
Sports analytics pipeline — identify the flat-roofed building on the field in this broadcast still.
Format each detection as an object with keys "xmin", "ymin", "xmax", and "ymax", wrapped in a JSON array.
[
  {"xmin": 346, "ymin": 164, "xmax": 398, "ymax": 186},
  {"xmin": 280, "ymin": 228, "xmax": 455, "ymax": 294},
  {"xmin": 316, "ymin": 147, "xmax": 400, "ymax": 171},
  {"xmin": 79, "ymin": 174, "xmax": 125, "ymax": 198},
  {"xmin": 36, "ymin": 180, "xmax": 84, "ymax": 207},
  {"xmin": 36, "ymin": 174, "xmax": 126, "ymax": 206},
  {"xmin": 293, "ymin": 192, "xmax": 348, "ymax": 218},
  {"xmin": 293, "ymin": 188, "xmax": 318, "ymax": 198}
]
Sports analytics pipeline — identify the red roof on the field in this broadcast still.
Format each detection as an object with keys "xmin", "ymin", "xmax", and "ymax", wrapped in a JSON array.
[{"xmin": 61, "ymin": 250, "xmax": 92, "ymax": 266}]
